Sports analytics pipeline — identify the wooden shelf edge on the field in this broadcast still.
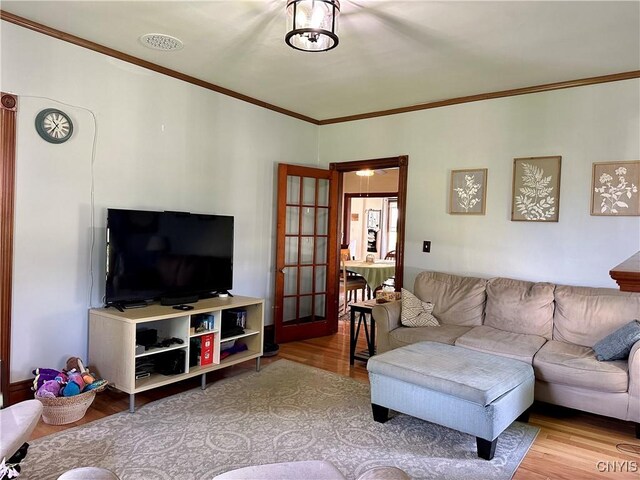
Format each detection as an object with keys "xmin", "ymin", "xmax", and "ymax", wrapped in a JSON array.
[
  {"xmin": 220, "ymin": 328, "xmax": 260, "ymax": 343},
  {"xmin": 609, "ymin": 251, "xmax": 640, "ymax": 292}
]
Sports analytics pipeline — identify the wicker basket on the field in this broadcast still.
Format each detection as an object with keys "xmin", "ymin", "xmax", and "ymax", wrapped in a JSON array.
[{"xmin": 35, "ymin": 389, "xmax": 97, "ymax": 425}]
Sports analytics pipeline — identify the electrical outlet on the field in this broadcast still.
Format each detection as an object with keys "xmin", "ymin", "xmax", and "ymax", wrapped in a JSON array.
[{"xmin": 423, "ymin": 241, "xmax": 431, "ymax": 253}]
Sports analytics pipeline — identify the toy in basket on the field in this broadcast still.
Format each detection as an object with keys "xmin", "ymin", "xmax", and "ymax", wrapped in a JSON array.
[{"xmin": 33, "ymin": 357, "xmax": 108, "ymax": 425}]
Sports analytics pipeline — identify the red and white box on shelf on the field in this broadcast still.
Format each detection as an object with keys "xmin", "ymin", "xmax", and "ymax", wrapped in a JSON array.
[{"xmin": 200, "ymin": 334, "xmax": 214, "ymax": 366}]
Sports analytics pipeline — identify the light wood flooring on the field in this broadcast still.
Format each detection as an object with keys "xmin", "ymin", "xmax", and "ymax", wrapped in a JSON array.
[{"xmin": 30, "ymin": 320, "xmax": 639, "ymax": 479}]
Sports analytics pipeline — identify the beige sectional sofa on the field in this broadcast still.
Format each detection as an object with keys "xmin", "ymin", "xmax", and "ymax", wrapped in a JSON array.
[{"xmin": 372, "ymin": 271, "xmax": 640, "ymax": 429}]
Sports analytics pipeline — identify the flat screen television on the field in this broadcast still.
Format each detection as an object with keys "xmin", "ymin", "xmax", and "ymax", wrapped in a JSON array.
[{"xmin": 105, "ymin": 208, "xmax": 233, "ymax": 306}]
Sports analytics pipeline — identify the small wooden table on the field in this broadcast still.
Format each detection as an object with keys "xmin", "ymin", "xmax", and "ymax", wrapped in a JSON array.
[{"xmin": 349, "ymin": 300, "xmax": 377, "ymax": 365}]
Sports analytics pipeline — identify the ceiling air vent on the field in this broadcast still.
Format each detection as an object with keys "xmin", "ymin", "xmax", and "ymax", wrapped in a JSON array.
[{"xmin": 139, "ymin": 33, "xmax": 184, "ymax": 51}]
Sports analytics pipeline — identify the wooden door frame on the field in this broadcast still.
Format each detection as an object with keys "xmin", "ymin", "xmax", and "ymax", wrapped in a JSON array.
[
  {"xmin": 1, "ymin": 92, "xmax": 18, "ymax": 406},
  {"xmin": 330, "ymin": 155, "xmax": 408, "ymax": 291}
]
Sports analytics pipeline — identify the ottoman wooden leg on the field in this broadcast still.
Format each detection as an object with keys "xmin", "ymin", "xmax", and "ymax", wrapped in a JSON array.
[
  {"xmin": 372, "ymin": 403, "xmax": 389, "ymax": 423},
  {"xmin": 476, "ymin": 437, "xmax": 497, "ymax": 460}
]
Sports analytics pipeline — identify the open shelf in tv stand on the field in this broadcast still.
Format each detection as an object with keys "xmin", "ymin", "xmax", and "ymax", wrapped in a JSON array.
[{"xmin": 89, "ymin": 296, "xmax": 264, "ymax": 412}]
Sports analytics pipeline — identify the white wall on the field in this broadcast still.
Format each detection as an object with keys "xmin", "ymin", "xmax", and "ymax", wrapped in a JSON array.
[
  {"xmin": 348, "ymin": 197, "xmax": 389, "ymax": 260},
  {"xmin": 2, "ymin": 23, "xmax": 319, "ymax": 382},
  {"xmin": 3, "ymin": 21, "xmax": 639, "ymax": 384},
  {"xmin": 319, "ymin": 80, "xmax": 640, "ymax": 290}
]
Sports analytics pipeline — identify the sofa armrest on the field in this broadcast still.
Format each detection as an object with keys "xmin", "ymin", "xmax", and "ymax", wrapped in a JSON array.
[
  {"xmin": 372, "ymin": 301, "xmax": 402, "ymax": 354},
  {"xmin": 627, "ymin": 340, "xmax": 640, "ymax": 422}
]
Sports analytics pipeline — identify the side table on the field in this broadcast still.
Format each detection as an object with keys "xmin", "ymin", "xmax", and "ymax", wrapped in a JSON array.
[{"xmin": 349, "ymin": 301, "xmax": 376, "ymax": 365}]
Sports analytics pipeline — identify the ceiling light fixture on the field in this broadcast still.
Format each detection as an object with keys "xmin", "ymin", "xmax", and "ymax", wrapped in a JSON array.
[
  {"xmin": 356, "ymin": 169, "xmax": 374, "ymax": 177},
  {"xmin": 285, "ymin": 0, "xmax": 340, "ymax": 52}
]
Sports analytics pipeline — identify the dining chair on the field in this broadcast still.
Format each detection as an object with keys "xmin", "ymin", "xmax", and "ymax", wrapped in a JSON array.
[
  {"xmin": 382, "ymin": 250, "xmax": 396, "ymax": 290},
  {"xmin": 340, "ymin": 248, "xmax": 371, "ymax": 299},
  {"xmin": 340, "ymin": 257, "xmax": 368, "ymax": 314}
]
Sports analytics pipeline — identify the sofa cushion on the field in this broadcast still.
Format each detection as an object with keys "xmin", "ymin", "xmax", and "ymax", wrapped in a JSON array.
[
  {"xmin": 390, "ymin": 324, "xmax": 473, "ymax": 347},
  {"xmin": 553, "ymin": 285, "xmax": 640, "ymax": 348},
  {"xmin": 593, "ymin": 320, "xmax": 640, "ymax": 361},
  {"xmin": 413, "ymin": 271, "xmax": 486, "ymax": 326},
  {"xmin": 484, "ymin": 277, "xmax": 554, "ymax": 339},
  {"xmin": 400, "ymin": 288, "xmax": 439, "ymax": 327},
  {"xmin": 455, "ymin": 325, "xmax": 547, "ymax": 364},
  {"xmin": 533, "ymin": 340, "xmax": 628, "ymax": 393}
]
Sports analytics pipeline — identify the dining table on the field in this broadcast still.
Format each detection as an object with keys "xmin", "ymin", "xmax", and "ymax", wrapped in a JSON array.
[{"xmin": 344, "ymin": 259, "xmax": 395, "ymax": 291}]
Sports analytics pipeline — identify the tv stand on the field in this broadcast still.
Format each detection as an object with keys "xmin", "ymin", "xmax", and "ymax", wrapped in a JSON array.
[{"xmin": 89, "ymin": 296, "xmax": 264, "ymax": 413}]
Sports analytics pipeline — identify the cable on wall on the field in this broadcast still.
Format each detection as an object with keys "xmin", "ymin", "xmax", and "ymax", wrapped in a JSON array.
[{"xmin": 17, "ymin": 94, "xmax": 98, "ymax": 308}]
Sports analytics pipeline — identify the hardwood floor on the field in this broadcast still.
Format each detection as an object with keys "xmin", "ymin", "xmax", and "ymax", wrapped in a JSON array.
[{"xmin": 30, "ymin": 320, "xmax": 639, "ymax": 479}]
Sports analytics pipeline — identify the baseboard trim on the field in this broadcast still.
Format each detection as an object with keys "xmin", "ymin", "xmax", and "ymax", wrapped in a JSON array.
[{"xmin": 7, "ymin": 379, "xmax": 32, "ymax": 405}]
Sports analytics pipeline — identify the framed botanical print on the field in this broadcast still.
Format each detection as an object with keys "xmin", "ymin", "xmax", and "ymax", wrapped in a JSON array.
[
  {"xmin": 511, "ymin": 156, "xmax": 561, "ymax": 222},
  {"xmin": 449, "ymin": 168, "xmax": 487, "ymax": 215},
  {"xmin": 591, "ymin": 161, "xmax": 639, "ymax": 216}
]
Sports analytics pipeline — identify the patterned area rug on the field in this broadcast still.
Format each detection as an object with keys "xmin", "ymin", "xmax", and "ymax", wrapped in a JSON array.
[{"xmin": 22, "ymin": 360, "xmax": 538, "ymax": 480}]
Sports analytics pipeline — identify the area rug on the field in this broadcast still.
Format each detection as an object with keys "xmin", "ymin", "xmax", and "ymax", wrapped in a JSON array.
[{"xmin": 21, "ymin": 359, "xmax": 538, "ymax": 480}]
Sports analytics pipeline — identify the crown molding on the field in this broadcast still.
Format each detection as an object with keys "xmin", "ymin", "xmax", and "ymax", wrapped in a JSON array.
[
  {"xmin": 318, "ymin": 70, "xmax": 640, "ymax": 125},
  {"xmin": 2, "ymin": 10, "xmax": 639, "ymax": 126},
  {"xmin": 0, "ymin": 10, "xmax": 319, "ymax": 125}
]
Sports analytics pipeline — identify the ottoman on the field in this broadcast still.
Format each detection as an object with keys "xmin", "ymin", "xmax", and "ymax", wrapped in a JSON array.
[{"xmin": 367, "ymin": 341, "xmax": 534, "ymax": 460}]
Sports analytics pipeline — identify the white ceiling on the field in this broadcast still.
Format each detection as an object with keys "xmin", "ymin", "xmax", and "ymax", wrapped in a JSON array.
[{"xmin": 2, "ymin": 1, "xmax": 639, "ymax": 121}]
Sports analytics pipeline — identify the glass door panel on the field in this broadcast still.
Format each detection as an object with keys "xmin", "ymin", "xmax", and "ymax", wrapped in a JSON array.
[
  {"xmin": 285, "ymin": 207, "xmax": 300, "ymax": 234},
  {"xmin": 299, "ymin": 296, "xmax": 313, "ymax": 321},
  {"xmin": 317, "ymin": 179, "xmax": 329, "ymax": 206},
  {"xmin": 300, "ymin": 237, "xmax": 314, "ymax": 264},
  {"xmin": 314, "ymin": 294, "xmax": 326, "ymax": 318},
  {"xmin": 283, "ymin": 267, "xmax": 298, "ymax": 296},
  {"xmin": 302, "ymin": 177, "xmax": 316, "ymax": 205},
  {"xmin": 299, "ymin": 266, "xmax": 314, "ymax": 295},
  {"xmin": 315, "ymin": 266, "xmax": 326, "ymax": 293},
  {"xmin": 316, "ymin": 207, "xmax": 328, "ymax": 235},
  {"xmin": 287, "ymin": 175, "xmax": 300, "ymax": 203},
  {"xmin": 315, "ymin": 237, "xmax": 327, "ymax": 264},
  {"xmin": 301, "ymin": 208, "xmax": 315, "ymax": 235},
  {"xmin": 285, "ymin": 237, "xmax": 299, "ymax": 264},
  {"xmin": 283, "ymin": 297, "xmax": 297, "ymax": 325}
]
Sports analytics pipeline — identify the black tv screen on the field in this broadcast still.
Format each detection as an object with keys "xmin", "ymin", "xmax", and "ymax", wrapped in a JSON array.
[{"xmin": 106, "ymin": 209, "xmax": 233, "ymax": 304}]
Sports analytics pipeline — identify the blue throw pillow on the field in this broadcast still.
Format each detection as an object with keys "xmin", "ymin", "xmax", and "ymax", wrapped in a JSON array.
[{"xmin": 593, "ymin": 320, "xmax": 640, "ymax": 361}]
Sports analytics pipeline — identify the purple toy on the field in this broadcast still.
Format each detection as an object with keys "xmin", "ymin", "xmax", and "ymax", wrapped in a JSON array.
[
  {"xmin": 32, "ymin": 368, "xmax": 60, "ymax": 392},
  {"xmin": 36, "ymin": 379, "xmax": 61, "ymax": 398}
]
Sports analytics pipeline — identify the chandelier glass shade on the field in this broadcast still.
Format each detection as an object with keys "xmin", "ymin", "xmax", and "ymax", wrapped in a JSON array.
[{"xmin": 285, "ymin": 0, "xmax": 340, "ymax": 52}]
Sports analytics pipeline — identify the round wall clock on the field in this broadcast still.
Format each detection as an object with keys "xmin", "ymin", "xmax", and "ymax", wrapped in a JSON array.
[{"xmin": 35, "ymin": 108, "xmax": 73, "ymax": 144}]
